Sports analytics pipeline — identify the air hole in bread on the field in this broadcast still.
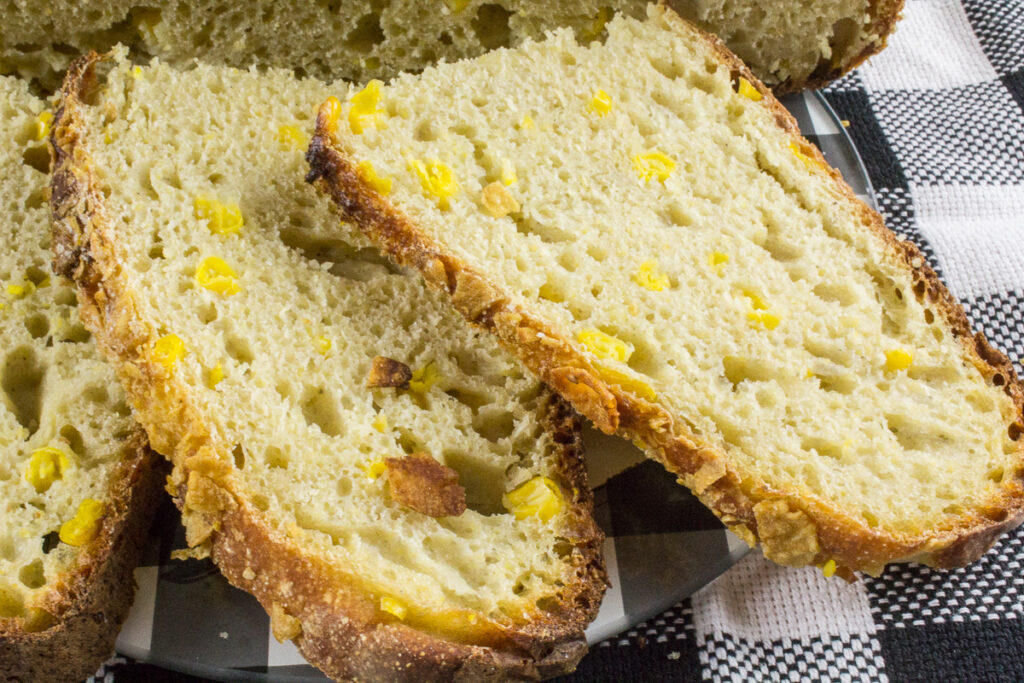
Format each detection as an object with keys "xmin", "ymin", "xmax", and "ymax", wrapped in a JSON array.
[
  {"xmin": 225, "ymin": 335, "xmax": 255, "ymax": 365},
  {"xmin": 628, "ymin": 111, "xmax": 656, "ymax": 138},
  {"xmin": 300, "ymin": 386, "xmax": 345, "ymax": 438},
  {"xmin": 472, "ymin": 410, "xmax": 515, "ymax": 443},
  {"xmin": 812, "ymin": 281, "xmax": 858, "ymax": 306},
  {"xmin": 18, "ymin": 559, "xmax": 45, "ymax": 589},
  {"xmin": 231, "ymin": 444, "xmax": 246, "ymax": 470},
  {"xmin": 661, "ymin": 200, "xmax": 696, "ymax": 228},
  {"xmin": 586, "ymin": 243, "xmax": 607, "ymax": 263},
  {"xmin": 993, "ymin": 373, "xmax": 1006, "ymax": 387},
  {"xmin": 414, "ymin": 120, "xmax": 438, "ymax": 142},
  {"xmin": 396, "ymin": 427, "xmax": 424, "ymax": 455},
  {"xmin": 801, "ymin": 437, "xmax": 843, "ymax": 460},
  {"xmin": 265, "ymin": 445, "xmax": 288, "ymax": 469},
  {"xmin": 923, "ymin": 309, "xmax": 935, "ymax": 324},
  {"xmin": 804, "ymin": 339, "xmax": 852, "ymax": 367},
  {"xmin": 21, "ymin": 144, "xmax": 48, "ymax": 174},
  {"xmin": 538, "ymin": 281, "xmax": 566, "ymax": 304},
  {"xmin": 0, "ymin": 583, "xmax": 25, "ymax": 618},
  {"xmin": 60, "ymin": 425, "xmax": 86, "ymax": 459},
  {"xmin": 2, "ymin": 345, "xmax": 44, "ymax": 434},
  {"xmin": 443, "ymin": 449, "xmax": 505, "ymax": 515},
  {"xmin": 1009, "ymin": 423, "xmax": 1022, "ymax": 441},
  {"xmin": 722, "ymin": 355, "xmax": 774, "ymax": 388},
  {"xmin": 816, "ymin": 372, "xmax": 856, "ymax": 395},
  {"xmin": 23, "ymin": 313, "xmax": 50, "ymax": 340},
  {"xmin": 196, "ymin": 302, "xmax": 217, "ymax": 324},
  {"xmin": 148, "ymin": 243, "xmax": 165, "ymax": 260},
  {"xmin": 648, "ymin": 55, "xmax": 683, "ymax": 81},
  {"xmin": 512, "ymin": 215, "xmax": 571, "ymax": 244},
  {"xmin": 345, "ymin": 13, "xmax": 384, "ymax": 54}
]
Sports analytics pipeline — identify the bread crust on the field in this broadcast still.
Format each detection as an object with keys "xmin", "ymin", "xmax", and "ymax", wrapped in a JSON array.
[
  {"xmin": 50, "ymin": 51, "xmax": 605, "ymax": 681},
  {"xmin": 0, "ymin": 433, "xmax": 164, "ymax": 683},
  {"xmin": 307, "ymin": 5, "xmax": 1024, "ymax": 576}
]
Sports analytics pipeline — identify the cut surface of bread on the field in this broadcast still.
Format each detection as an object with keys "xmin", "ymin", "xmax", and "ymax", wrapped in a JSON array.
[
  {"xmin": 50, "ymin": 49, "xmax": 605, "ymax": 681},
  {"xmin": 0, "ymin": 75, "xmax": 162, "ymax": 682},
  {"xmin": 308, "ymin": 6, "xmax": 1024, "ymax": 576},
  {"xmin": 0, "ymin": 0, "xmax": 900, "ymax": 92}
]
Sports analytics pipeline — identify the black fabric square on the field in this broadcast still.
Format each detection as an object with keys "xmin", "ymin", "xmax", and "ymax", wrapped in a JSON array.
[
  {"xmin": 963, "ymin": 0, "xmax": 1024, "ymax": 76},
  {"xmin": 878, "ymin": 619, "xmax": 1024, "ymax": 683},
  {"xmin": 821, "ymin": 83, "xmax": 910, "ymax": 191}
]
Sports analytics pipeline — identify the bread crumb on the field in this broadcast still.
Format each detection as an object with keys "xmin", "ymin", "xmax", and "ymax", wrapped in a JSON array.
[
  {"xmin": 219, "ymin": 631, "xmax": 229, "ymax": 639},
  {"xmin": 667, "ymin": 651, "xmax": 680, "ymax": 660}
]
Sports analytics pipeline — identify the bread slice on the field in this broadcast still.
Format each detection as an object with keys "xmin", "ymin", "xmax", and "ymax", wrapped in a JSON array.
[
  {"xmin": 50, "ymin": 49, "xmax": 605, "ymax": 680},
  {"xmin": 0, "ymin": 75, "xmax": 163, "ymax": 681},
  {"xmin": 1, "ymin": 0, "xmax": 900, "ymax": 93},
  {"xmin": 308, "ymin": 6, "xmax": 1024, "ymax": 576}
]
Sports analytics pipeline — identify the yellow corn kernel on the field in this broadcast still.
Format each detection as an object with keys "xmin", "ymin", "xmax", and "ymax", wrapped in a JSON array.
[
  {"xmin": 578, "ymin": 328, "xmax": 633, "ymax": 363},
  {"xmin": 788, "ymin": 141, "xmax": 823, "ymax": 170},
  {"xmin": 588, "ymin": 89, "xmax": 612, "ymax": 116},
  {"xmin": 321, "ymin": 96, "xmax": 342, "ymax": 131},
  {"xmin": 380, "ymin": 596, "xmax": 407, "ymax": 620},
  {"xmin": 362, "ymin": 459, "xmax": 387, "ymax": 479},
  {"xmin": 372, "ymin": 413, "xmax": 388, "ymax": 433},
  {"xmin": 499, "ymin": 159, "xmax": 517, "ymax": 186},
  {"xmin": 6, "ymin": 283, "xmax": 31, "ymax": 299},
  {"xmin": 194, "ymin": 196, "xmax": 244, "ymax": 236},
  {"xmin": 503, "ymin": 476, "xmax": 564, "ymax": 522},
  {"xmin": 349, "ymin": 80, "xmax": 386, "ymax": 134},
  {"xmin": 518, "ymin": 115, "xmax": 535, "ymax": 131},
  {"xmin": 595, "ymin": 364, "xmax": 657, "ymax": 401},
  {"xmin": 408, "ymin": 159, "xmax": 459, "ymax": 209},
  {"xmin": 207, "ymin": 363, "xmax": 225, "ymax": 389},
  {"xmin": 821, "ymin": 559, "xmax": 837, "ymax": 578},
  {"xmin": 480, "ymin": 182, "xmax": 519, "ymax": 218},
  {"xmin": 314, "ymin": 335, "xmax": 333, "ymax": 356},
  {"xmin": 741, "ymin": 288, "xmax": 768, "ymax": 310},
  {"xmin": 153, "ymin": 334, "xmax": 186, "ymax": 370},
  {"xmin": 885, "ymin": 349, "xmax": 913, "ymax": 372},
  {"xmin": 25, "ymin": 447, "xmax": 70, "ymax": 493},
  {"xmin": 36, "ymin": 276, "xmax": 50, "ymax": 289},
  {"xmin": 277, "ymin": 125, "xmax": 308, "ymax": 148},
  {"xmin": 34, "ymin": 111, "xmax": 53, "ymax": 141},
  {"xmin": 195, "ymin": 257, "xmax": 241, "ymax": 297},
  {"xmin": 582, "ymin": 7, "xmax": 612, "ymax": 41},
  {"xmin": 737, "ymin": 77, "xmax": 763, "ymax": 102},
  {"xmin": 747, "ymin": 310, "xmax": 781, "ymax": 330},
  {"xmin": 409, "ymin": 362, "xmax": 440, "ymax": 393},
  {"xmin": 632, "ymin": 260, "xmax": 669, "ymax": 292},
  {"xmin": 356, "ymin": 160, "xmax": 393, "ymax": 195},
  {"xmin": 632, "ymin": 152, "xmax": 676, "ymax": 183},
  {"xmin": 59, "ymin": 499, "xmax": 105, "ymax": 547}
]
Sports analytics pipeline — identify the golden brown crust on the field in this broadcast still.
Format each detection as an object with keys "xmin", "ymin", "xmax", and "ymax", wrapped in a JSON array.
[
  {"xmin": 51, "ymin": 51, "xmax": 604, "ymax": 681},
  {"xmin": 306, "ymin": 5, "xmax": 1024, "ymax": 576},
  {"xmin": 366, "ymin": 355, "xmax": 413, "ymax": 389},
  {"xmin": 0, "ymin": 434, "xmax": 165, "ymax": 683},
  {"xmin": 385, "ymin": 452, "xmax": 468, "ymax": 518}
]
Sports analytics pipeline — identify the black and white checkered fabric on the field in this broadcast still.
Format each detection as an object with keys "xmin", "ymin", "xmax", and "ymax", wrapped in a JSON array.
[{"xmin": 90, "ymin": 1, "xmax": 1024, "ymax": 680}]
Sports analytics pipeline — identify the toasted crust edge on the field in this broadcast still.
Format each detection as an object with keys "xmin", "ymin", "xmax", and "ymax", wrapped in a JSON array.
[
  {"xmin": 50, "ymin": 51, "xmax": 605, "ymax": 681},
  {"xmin": 307, "ymin": 5, "xmax": 1024, "ymax": 576},
  {"xmin": 0, "ymin": 433, "xmax": 164, "ymax": 683}
]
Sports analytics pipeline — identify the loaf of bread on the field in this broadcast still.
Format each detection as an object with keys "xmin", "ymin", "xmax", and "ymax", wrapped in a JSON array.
[
  {"xmin": 0, "ymin": 75, "xmax": 162, "ymax": 681},
  {"xmin": 50, "ymin": 49, "xmax": 605, "ymax": 681},
  {"xmin": 0, "ymin": 0, "xmax": 900, "ymax": 92},
  {"xmin": 308, "ymin": 6, "xmax": 1024, "ymax": 577}
]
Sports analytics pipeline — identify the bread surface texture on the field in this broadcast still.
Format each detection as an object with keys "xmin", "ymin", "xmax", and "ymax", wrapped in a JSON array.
[
  {"xmin": 0, "ymin": 0, "xmax": 899, "ymax": 92},
  {"xmin": 308, "ymin": 6, "xmax": 1024, "ymax": 576},
  {"xmin": 0, "ymin": 75, "xmax": 162, "ymax": 682},
  {"xmin": 50, "ymin": 50, "xmax": 604, "ymax": 681}
]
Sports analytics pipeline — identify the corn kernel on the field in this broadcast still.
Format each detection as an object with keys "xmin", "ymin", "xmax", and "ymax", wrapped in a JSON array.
[
  {"xmin": 518, "ymin": 116, "xmax": 535, "ymax": 131},
  {"xmin": 747, "ymin": 311, "xmax": 781, "ymax": 330},
  {"xmin": 277, "ymin": 125, "xmax": 308, "ymax": 148},
  {"xmin": 362, "ymin": 459, "xmax": 387, "ymax": 479},
  {"xmin": 349, "ymin": 80, "xmax": 386, "ymax": 134},
  {"xmin": 582, "ymin": 7, "xmax": 612, "ymax": 41},
  {"xmin": 632, "ymin": 260, "xmax": 669, "ymax": 292},
  {"xmin": 632, "ymin": 152, "xmax": 676, "ymax": 183},
  {"xmin": 481, "ymin": 182, "xmax": 519, "ymax": 218},
  {"xmin": 131, "ymin": 65, "xmax": 143, "ymax": 80},
  {"xmin": 737, "ymin": 77, "xmax": 763, "ymax": 102},
  {"xmin": 885, "ymin": 349, "xmax": 913, "ymax": 372},
  {"xmin": 742, "ymin": 288, "xmax": 769, "ymax": 310},
  {"xmin": 33, "ymin": 111, "xmax": 53, "ymax": 141},
  {"xmin": 380, "ymin": 596, "xmax": 407, "ymax": 620},
  {"xmin": 153, "ymin": 334, "xmax": 186, "ymax": 369},
  {"xmin": 195, "ymin": 257, "xmax": 241, "ymax": 296},
  {"xmin": 589, "ymin": 89, "xmax": 612, "ymax": 116},
  {"xmin": 59, "ymin": 499, "xmax": 105, "ymax": 547},
  {"xmin": 408, "ymin": 159, "xmax": 459, "ymax": 209},
  {"xmin": 595, "ymin": 364, "xmax": 657, "ymax": 401},
  {"xmin": 503, "ymin": 476, "xmax": 564, "ymax": 522},
  {"xmin": 788, "ymin": 141, "xmax": 823, "ymax": 170},
  {"xmin": 6, "ymin": 283, "xmax": 31, "ymax": 299},
  {"xmin": 372, "ymin": 413, "xmax": 388, "ymax": 433},
  {"xmin": 821, "ymin": 559, "xmax": 837, "ymax": 578},
  {"xmin": 408, "ymin": 362, "xmax": 440, "ymax": 393},
  {"xmin": 499, "ymin": 159, "xmax": 517, "ymax": 186},
  {"xmin": 578, "ymin": 329, "xmax": 633, "ymax": 363},
  {"xmin": 356, "ymin": 160, "xmax": 393, "ymax": 195},
  {"xmin": 321, "ymin": 96, "xmax": 342, "ymax": 131},
  {"xmin": 314, "ymin": 335, "xmax": 333, "ymax": 356},
  {"xmin": 194, "ymin": 196, "xmax": 244, "ymax": 236},
  {"xmin": 208, "ymin": 363, "xmax": 225, "ymax": 389},
  {"xmin": 25, "ymin": 447, "xmax": 70, "ymax": 493}
]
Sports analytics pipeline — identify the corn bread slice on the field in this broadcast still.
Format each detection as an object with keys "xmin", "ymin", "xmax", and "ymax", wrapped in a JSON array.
[
  {"xmin": 0, "ymin": 75, "xmax": 162, "ymax": 681},
  {"xmin": 308, "ymin": 6, "xmax": 1024, "ymax": 576},
  {"xmin": 0, "ymin": 0, "xmax": 900, "ymax": 93},
  {"xmin": 50, "ymin": 50, "xmax": 605, "ymax": 681}
]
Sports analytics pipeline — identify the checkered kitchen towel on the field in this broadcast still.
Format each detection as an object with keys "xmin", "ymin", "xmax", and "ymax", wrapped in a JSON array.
[
  {"xmin": 91, "ymin": 1, "xmax": 1024, "ymax": 681},
  {"xmin": 566, "ymin": 1, "xmax": 1024, "ymax": 681}
]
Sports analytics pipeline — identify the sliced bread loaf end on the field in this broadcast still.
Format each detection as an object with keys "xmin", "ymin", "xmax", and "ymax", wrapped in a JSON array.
[
  {"xmin": 308, "ymin": 6, "xmax": 1024, "ymax": 576},
  {"xmin": 0, "ymin": 75, "xmax": 163, "ymax": 681},
  {"xmin": 51, "ymin": 50, "xmax": 604, "ymax": 681}
]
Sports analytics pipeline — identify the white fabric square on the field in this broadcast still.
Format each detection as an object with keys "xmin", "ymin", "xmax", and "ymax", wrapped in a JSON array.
[
  {"xmin": 115, "ymin": 566, "xmax": 159, "ymax": 658},
  {"xmin": 911, "ymin": 183, "xmax": 1024, "ymax": 300},
  {"xmin": 857, "ymin": 0, "xmax": 997, "ymax": 91},
  {"xmin": 691, "ymin": 553, "xmax": 876, "ymax": 641}
]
